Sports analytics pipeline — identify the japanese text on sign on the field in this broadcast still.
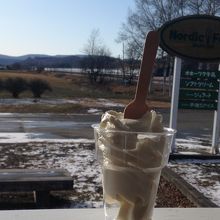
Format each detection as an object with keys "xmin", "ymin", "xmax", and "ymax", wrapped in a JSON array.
[
  {"xmin": 179, "ymin": 101, "xmax": 217, "ymax": 110},
  {"xmin": 180, "ymin": 79, "xmax": 219, "ymax": 90},
  {"xmin": 179, "ymin": 90, "xmax": 218, "ymax": 100},
  {"xmin": 182, "ymin": 70, "xmax": 220, "ymax": 79}
]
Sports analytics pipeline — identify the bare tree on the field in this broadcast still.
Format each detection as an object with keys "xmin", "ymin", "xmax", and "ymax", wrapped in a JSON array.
[
  {"xmin": 82, "ymin": 29, "xmax": 112, "ymax": 83},
  {"xmin": 118, "ymin": 0, "xmax": 220, "ymax": 95},
  {"xmin": 4, "ymin": 77, "xmax": 28, "ymax": 98},
  {"xmin": 118, "ymin": 0, "xmax": 186, "ymax": 96},
  {"xmin": 187, "ymin": 0, "xmax": 220, "ymax": 15},
  {"xmin": 29, "ymin": 79, "xmax": 52, "ymax": 98},
  {"xmin": 0, "ymin": 79, "xmax": 3, "ymax": 91},
  {"xmin": 120, "ymin": 42, "xmax": 140, "ymax": 85},
  {"xmin": 119, "ymin": 0, "xmax": 220, "ymax": 58},
  {"xmin": 118, "ymin": 0, "xmax": 187, "ymax": 58},
  {"xmin": 83, "ymin": 29, "xmax": 102, "ymax": 56}
]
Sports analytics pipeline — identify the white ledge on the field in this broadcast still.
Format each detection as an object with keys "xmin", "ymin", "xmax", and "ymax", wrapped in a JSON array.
[{"xmin": 0, "ymin": 208, "xmax": 219, "ymax": 220}]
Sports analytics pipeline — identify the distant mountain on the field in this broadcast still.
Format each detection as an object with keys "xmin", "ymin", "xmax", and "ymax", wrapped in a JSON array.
[
  {"xmin": 0, "ymin": 54, "xmax": 51, "ymax": 65},
  {"xmin": 0, "ymin": 54, "xmax": 89, "ymax": 67},
  {"xmin": 0, "ymin": 55, "xmax": 21, "ymax": 65},
  {"xmin": 12, "ymin": 55, "xmax": 87, "ymax": 69},
  {"xmin": 0, "ymin": 54, "xmax": 120, "ymax": 70}
]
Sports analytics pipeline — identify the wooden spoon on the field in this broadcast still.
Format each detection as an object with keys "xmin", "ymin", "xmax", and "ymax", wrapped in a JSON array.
[{"xmin": 124, "ymin": 31, "xmax": 159, "ymax": 119}]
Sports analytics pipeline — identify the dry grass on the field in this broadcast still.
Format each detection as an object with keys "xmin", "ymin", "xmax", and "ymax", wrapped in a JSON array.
[
  {"xmin": 0, "ymin": 71, "xmax": 132, "ymax": 99},
  {"xmin": 0, "ymin": 71, "xmax": 171, "ymax": 111}
]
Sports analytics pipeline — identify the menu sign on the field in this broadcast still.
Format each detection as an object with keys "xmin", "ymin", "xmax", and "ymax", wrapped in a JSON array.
[
  {"xmin": 179, "ymin": 70, "xmax": 220, "ymax": 110},
  {"xmin": 159, "ymin": 15, "xmax": 220, "ymax": 61}
]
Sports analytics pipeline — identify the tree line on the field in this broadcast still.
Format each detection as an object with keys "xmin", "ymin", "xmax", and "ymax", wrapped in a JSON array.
[
  {"xmin": 118, "ymin": 0, "xmax": 220, "ymax": 59},
  {"xmin": 82, "ymin": 0, "xmax": 220, "ymax": 88},
  {"xmin": 4, "ymin": 0, "xmax": 220, "ymax": 92},
  {"xmin": 81, "ymin": 29, "xmax": 142, "ymax": 85},
  {"xmin": 0, "ymin": 78, "xmax": 52, "ymax": 98},
  {"xmin": 119, "ymin": 0, "xmax": 220, "ymax": 95}
]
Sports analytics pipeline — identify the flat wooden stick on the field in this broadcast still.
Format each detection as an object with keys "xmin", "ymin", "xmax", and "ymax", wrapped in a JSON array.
[{"xmin": 124, "ymin": 31, "xmax": 159, "ymax": 119}]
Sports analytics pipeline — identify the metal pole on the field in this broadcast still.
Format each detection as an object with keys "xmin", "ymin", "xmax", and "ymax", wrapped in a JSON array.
[
  {"xmin": 169, "ymin": 57, "xmax": 182, "ymax": 152},
  {"xmin": 211, "ymin": 65, "xmax": 220, "ymax": 154}
]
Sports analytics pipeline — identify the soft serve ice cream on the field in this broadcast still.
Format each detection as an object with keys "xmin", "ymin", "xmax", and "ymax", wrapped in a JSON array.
[{"xmin": 94, "ymin": 110, "xmax": 173, "ymax": 220}]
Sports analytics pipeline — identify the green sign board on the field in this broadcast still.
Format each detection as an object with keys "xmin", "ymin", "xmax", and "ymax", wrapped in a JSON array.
[
  {"xmin": 180, "ymin": 79, "xmax": 219, "ymax": 90},
  {"xmin": 179, "ymin": 90, "xmax": 218, "ymax": 100},
  {"xmin": 179, "ymin": 100, "xmax": 217, "ymax": 110},
  {"xmin": 179, "ymin": 69, "xmax": 220, "ymax": 110}
]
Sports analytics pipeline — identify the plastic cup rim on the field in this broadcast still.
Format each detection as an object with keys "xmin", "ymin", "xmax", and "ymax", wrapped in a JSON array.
[{"xmin": 92, "ymin": 124, "xmax": 176, "ymax": 136}]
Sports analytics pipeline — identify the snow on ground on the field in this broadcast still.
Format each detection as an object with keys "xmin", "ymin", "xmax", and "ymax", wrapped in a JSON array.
[
  {"xmin": 0, "ymin": 142, "xmax": 102, "ymax": 208},
  {"xmin": 0, "ymin": 133, "xmax": 94, "ymax": 144},
  {"xmin": 168, "ymin": 137, "xmax": 220, "ymax": 206},
  {"xmin": 87, "ymin": 108, "xmax": 103, "ymax": 114},
  {"xmin": 176, "ymin": 136, "xmax": 213, "ymax": 154},
  {"xmin": 0, "ymin": 98, "xmax": 78, "ymax": 105},
  {"xmin": 0, "ymin": 98, "xmax": 125, "ymax": 108},
  {"xmin": 168, "ymin": 161, "xmax": 220, "ymax": 206},
  {"xmin": 178, "ymin": 151, "xmax": 201, "ymax": 155},
  {"xmin": 0, "ymin": 133, "xmax": 219, "ymax": 207},
  {"xmin": 0, "ymin": 102, "xmax": 219, "ymax": 206},
  {"xmin": 97, "ymin": 98, "xmax": 124, "ymax": 107}
]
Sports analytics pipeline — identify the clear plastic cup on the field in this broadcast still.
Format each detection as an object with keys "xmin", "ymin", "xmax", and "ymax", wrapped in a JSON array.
[{"xmin": 93, "ymin": 124, "xmax": 175, "ymax": 220}]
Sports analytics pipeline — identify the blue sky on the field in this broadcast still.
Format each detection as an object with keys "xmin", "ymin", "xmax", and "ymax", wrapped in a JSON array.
[{"xmin": 0, "ymin": 0, "xmax": 135, "ymax": 57}]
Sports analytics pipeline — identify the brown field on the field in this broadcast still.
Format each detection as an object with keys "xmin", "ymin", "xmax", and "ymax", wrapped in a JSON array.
[
  {"xmin": 0, "ymin": 70, "xmax": 137, "ymax": 99},
  {"xmin": 0, "ymin": 70, "xmax": 170, "ymax": 112}
]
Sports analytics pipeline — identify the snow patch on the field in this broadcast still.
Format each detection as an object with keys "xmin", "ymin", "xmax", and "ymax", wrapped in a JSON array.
[
  {"xmin": 178, "ymin": 151, "xmax": 201, "ymax": 155},
  {"xmin": 0, "ymin": 142, "xmax": 102, "ymax": 208},
  {"xmin": 169, "ymin": 163, "xmax": 220, "ymax": 206},
  {"xmin": 0, "ymin": 133, "xmax": 94, "ymax": 143},
  {"xmin": 87, "ymin": 108, "xmax": 103, "ymax": 114},
  {"xmin": 97, "ymin": 98, "xmax": 124, "ymax": 107}
]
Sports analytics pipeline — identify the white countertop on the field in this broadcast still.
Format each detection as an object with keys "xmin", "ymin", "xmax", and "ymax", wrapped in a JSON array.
[{"xmin": 0, "ymin": 208, "xmax": 219, "ymax": 220}]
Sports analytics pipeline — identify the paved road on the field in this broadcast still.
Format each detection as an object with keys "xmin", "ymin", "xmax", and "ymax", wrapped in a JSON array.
[
  {"xmin": 0, "ymin": 113, "xmax": 100, "ymax": 140},
  {"xmin": 0, "ymin": 109, "xmax": 217, "ymax": 141}
]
